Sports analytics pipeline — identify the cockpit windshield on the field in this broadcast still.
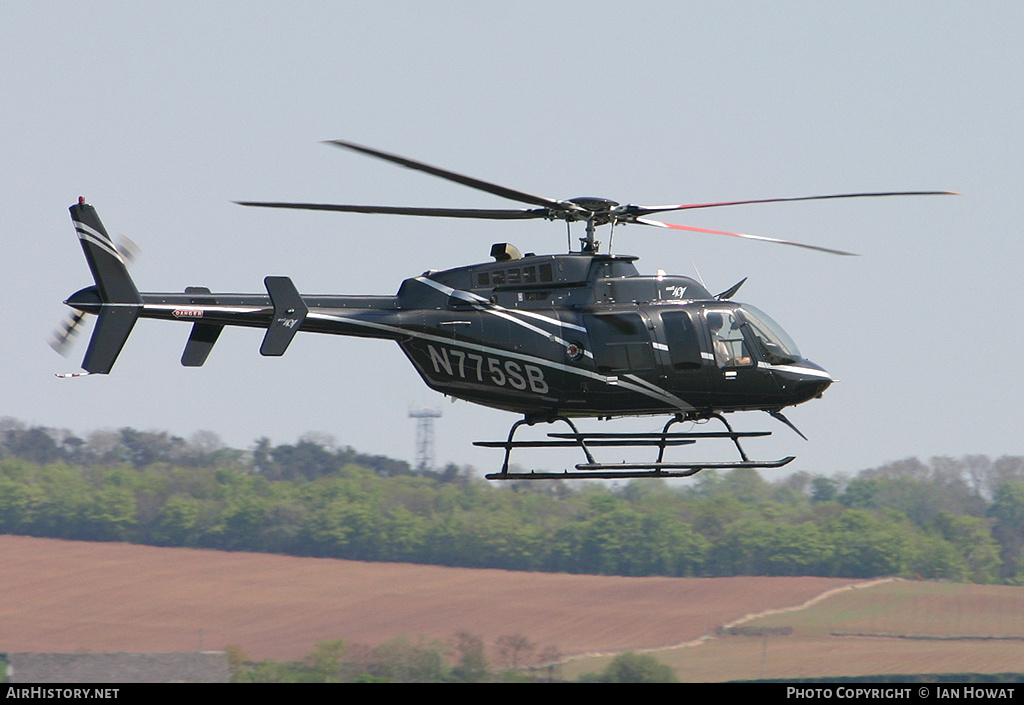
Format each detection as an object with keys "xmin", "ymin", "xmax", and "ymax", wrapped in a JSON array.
[{"xmin": 739, "ymin": 305, "xmax": 802, "ymax": 365}]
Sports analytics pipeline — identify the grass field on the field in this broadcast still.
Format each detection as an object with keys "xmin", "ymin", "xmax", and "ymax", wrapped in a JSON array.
[{"xmin": 562, "ymin": 580, "xmax": 1024, "ymax": 681}]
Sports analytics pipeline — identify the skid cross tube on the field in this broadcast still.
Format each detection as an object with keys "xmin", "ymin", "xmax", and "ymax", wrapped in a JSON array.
[{"xmin": 476, "ymin": 416, "xmax": 596, "ymax": 477}]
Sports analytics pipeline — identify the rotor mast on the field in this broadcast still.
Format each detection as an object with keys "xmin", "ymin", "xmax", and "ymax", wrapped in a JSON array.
[
  {"xmin": 582, "ymin": 215, "xmax": 599, "ymax": 253},
  {"xmin": 565, "ymin": 197, "xmax": 620, "ymax": 254}
]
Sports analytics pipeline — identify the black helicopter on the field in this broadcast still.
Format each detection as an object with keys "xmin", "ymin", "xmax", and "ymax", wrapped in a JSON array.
[{"xmin": 55, "ymin": 141, "xmax": 953, "ymax": 480}]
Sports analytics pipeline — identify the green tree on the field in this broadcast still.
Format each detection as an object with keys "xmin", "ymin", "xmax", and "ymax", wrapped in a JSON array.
[
  {"xmin": 0, "ymin": 475, "xmax": 35, "ymax": 532},
  {"xmin": 369, "ymin": 635, "xmax": 450, "ymax": 683},
  {"xmin": 451, "ymin": 632, "xmax": 489, "ymax": 682},
  {"xmin": 989, "ymin": 481, "xmax": 1024, "ymax": 582},
  {"xmin": 840, "ymin": 477, "xmax": 879, "ymax": 509},
  {"xmin": 495, "ymin": 633, "xmax": 536, "ymax": 670},
  {"xmin": 720, "ymin": 467, "xmax": 772, "ymax": 503},
  {"xmin": 933, "ymin": 512, "xmax": 1001, "ymax": 582},
  {"xmin": 826, "ymin": 510, "xmax": 909, "ymax": 578},
  {"xmin": 83, "ymin": 485, "xmax": 137, "ymax": 540},
  {"xmin": 152, "ymin": 495, "xmax": 208, "ymax": 546},
  {"xmin": 305, "ymin": 638, "xmax": 347, "ymax": 682},
  {"xmin": 586, "ymin": 651, "xmax": 677, "ymax": 683},
  {"xmin": 810, "ymin": 476, "xmax": 838, "ymax": 503}
]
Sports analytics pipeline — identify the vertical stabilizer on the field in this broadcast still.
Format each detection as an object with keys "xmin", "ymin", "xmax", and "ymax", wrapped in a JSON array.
[
  {"xmin": 68, "ymin": 199, "xmax": 142, "ymax": 373},
  {"xmin": 70, "ymin": 199, "xmax": 142, "ymax": 305}
]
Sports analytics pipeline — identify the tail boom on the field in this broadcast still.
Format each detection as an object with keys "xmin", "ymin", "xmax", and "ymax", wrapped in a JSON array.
[{"xmin": 63, "ymin": 200, "xmax": 406, "ymax": 373}]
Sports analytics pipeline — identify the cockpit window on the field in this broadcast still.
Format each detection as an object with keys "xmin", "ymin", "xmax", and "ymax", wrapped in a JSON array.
[
  {"xmin": 706, "ymin": 310, "xmax": 753, "ymax": 368},
  {"xmin": 739, "ymin": 305, "xmax": 802, "ymax": 365}
]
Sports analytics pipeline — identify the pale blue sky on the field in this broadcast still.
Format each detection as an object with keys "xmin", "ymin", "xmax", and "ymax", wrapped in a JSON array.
[{"xmin": 4, "ymin": 2, "xmax": 1021, "ymax": 479}]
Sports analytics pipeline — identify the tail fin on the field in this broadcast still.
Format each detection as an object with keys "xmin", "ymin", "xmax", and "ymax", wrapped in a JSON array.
[
  {"xmin": 71, "ymin": 199, "xmax": 141, "ymax": 304},
  {"xmin": 69, "ymin": 199, "xmax": 143, "ymax": 374}
]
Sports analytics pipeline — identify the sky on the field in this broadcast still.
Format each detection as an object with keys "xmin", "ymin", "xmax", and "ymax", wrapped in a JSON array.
[{"xmin": 3, "ymin": 2, "xmax": 1022, "ymax": 481}]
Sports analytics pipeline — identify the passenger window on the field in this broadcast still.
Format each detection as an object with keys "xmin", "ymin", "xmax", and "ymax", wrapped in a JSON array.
[
  {"xmin": 477, "ymin": 272, "xmax": 490, "ymax": 287},
  {"xmin": 661, "ymin": 310, "xmax": 702, "ymax": 370},
  {"xmin": 588, "ymin": 313, "xmax": 653, "ymax": 372},
  {"xmin": 523, "ymin": 266, "xmax": 537, "ymax": 284}
]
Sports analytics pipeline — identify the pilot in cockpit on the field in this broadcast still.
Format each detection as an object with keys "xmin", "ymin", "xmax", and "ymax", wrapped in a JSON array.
[{"xmin": 707, "ymin": 312, "xmax": 751, "ymax": 368}]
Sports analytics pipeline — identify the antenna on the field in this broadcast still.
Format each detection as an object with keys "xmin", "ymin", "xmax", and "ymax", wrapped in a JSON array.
[{"xmin": 408, "ymin": 406, "xmax": 443, "ymax": 472}]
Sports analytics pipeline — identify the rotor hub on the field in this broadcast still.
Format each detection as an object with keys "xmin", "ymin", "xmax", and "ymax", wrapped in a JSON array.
[{"xmin": 566, "ymin": 196, "xmax": 619, "ymax": 212}]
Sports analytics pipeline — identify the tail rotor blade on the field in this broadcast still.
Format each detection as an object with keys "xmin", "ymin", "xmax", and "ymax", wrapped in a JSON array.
[
  {"xmin": 115, "ymin": 234, "xmax": 140, "ymax": 265},
  {"xmin": 49, "ymin": 311, "xmax": 88, "ymax": 357}
]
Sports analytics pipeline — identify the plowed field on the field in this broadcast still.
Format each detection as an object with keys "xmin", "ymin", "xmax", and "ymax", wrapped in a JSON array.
[{"xmin": 0, "ymin": 535, "xmax": 860, "ymax": 661}]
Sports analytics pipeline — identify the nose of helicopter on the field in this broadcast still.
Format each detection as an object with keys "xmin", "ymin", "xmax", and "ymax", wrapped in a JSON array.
[{"xmin": 775, "ymin": 360, "xmax": 834, "ymax": 405}]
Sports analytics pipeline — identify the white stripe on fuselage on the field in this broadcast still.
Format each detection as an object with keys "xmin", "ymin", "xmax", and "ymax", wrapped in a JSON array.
[
  {"xmin": 622, "ymin": 374, "xmax": 692, "ymax": 409},
  {"xmin": 144, "ymin": 303, "xmax": 265, "ymax": 315},
  {"xmin": 306, "ymin": 309, "xmax": 693, "ymax": 412},
  {"xmin": 758, "ymin": 362, "xmax": 834, "ymax": 380},
  {"xmin": 414, "ymin": 276, "xmax": 590, "ymax": 339},
  {"xmin": 138, "ymin": 276, "xmax": 693, "ymax": 412}
]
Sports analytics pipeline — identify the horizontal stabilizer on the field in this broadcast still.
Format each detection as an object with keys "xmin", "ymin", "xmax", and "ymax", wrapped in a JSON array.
[
  {"xmin": 182, "ymin": 322, "xmax": 224, "ymax": 367},
  {"xmin": 260, "ymin": 276, "xmax": 307, "ymax": 356},
  {"xmin": 180, "ymin": 286, "xmax": 223, "ymax": 367}
]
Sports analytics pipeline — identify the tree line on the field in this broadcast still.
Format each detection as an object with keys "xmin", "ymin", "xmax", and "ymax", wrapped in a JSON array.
[
  {"xmin": 2, "ymin": 417, "xmax": 1024, "ymax": 583},
  {"xmin": 228, "ymin": 633, "xmax": 673, "ymax": 683}
]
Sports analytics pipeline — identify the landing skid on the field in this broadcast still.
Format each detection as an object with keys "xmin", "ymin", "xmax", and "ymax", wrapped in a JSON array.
[{"xmin": 478, "ymin": 414, "xmax": 795, "ymax": 480}]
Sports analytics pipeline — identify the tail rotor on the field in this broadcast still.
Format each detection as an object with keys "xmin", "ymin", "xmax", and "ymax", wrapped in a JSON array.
[
  {"xmin": 53, "ymin": 199, "xmax": 145, "ymax": 375},
  {"xmin": 49, "ymin": 310, "xmax": 89, "ymax": 357},
  {"xmin": 49, "ymin": 228, "xmax": 141, "ymax": 361}
]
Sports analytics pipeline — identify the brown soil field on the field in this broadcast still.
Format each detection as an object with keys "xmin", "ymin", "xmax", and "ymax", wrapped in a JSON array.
[
  {"xmin": 563, "ymin": 579, "xmax": 1024, "ymax": 681},
  {"xmin": 0, "ymin": 534, "xmax": 860, "ymax": 662}
]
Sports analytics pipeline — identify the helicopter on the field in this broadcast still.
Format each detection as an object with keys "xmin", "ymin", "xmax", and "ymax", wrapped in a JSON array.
[{"xmin": 54, "ymin": 141, "xmax": 954, "ymax": 480}]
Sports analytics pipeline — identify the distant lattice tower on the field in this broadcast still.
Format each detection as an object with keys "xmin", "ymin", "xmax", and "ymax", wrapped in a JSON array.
[{"xmin": 408, "ymin": 406, "xmax": 443, "ymax": 472}]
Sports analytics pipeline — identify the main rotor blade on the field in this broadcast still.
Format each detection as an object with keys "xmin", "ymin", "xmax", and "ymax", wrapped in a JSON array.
[
  {"xmin": 324, "ymin": 140, "xmax": 573, "ymax": 212},
  {"xmin": 633, "ymin": 217, "xmax": 858, "ymax": 256},
  {"xmin": 235, "ymin": 201, "xmax": 548, "ymax": 220},
  {"xmin": 630, "ymin": 191, "xmax": 958, "ymax": 218}
]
